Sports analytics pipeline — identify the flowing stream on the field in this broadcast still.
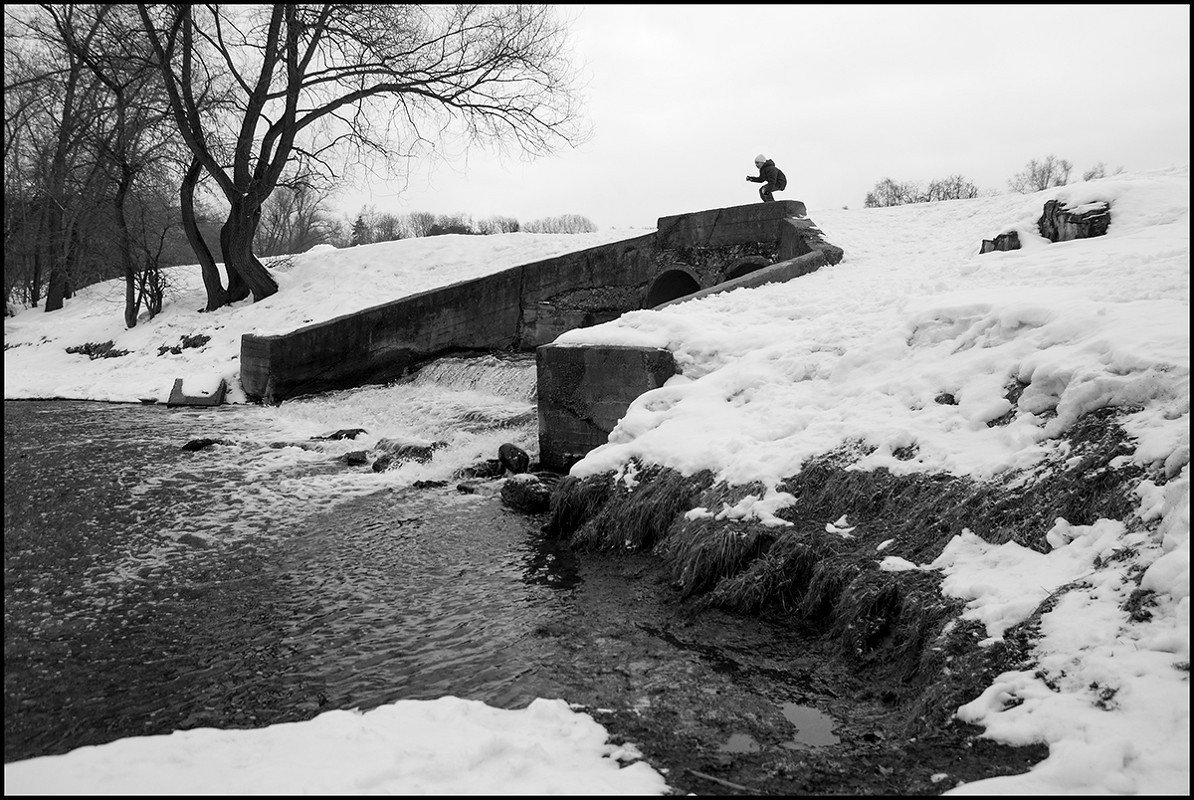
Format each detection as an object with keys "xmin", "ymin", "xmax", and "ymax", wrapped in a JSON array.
[
  {"xmin": 5, "ymin": 354, "xmax": 845, "ymax": 788},
  {"xmin": 4, "ymin": 354, "xmax": 580, "ymax": 762}
]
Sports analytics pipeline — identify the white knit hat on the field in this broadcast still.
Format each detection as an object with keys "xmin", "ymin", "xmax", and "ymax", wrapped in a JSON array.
[{"xmin": 754, "ymin": 153, "xmax": 767, "ymax": 165}]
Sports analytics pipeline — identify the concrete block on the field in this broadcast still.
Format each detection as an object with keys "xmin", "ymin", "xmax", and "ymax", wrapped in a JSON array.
[
  {"xmin": 656, "ymin": 201, "xmax": 807, "ymax": 250},
  {"xmin": 537, "ymin": 344, "xmax": 678, "ymax": 472},
  {"xmin": 166, "ymin": 378, "xmax": 227, "ymax": 408}
]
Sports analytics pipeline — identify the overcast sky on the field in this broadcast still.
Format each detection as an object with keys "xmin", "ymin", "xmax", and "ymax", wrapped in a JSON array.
[{"xmin": 334, "ymin": 3, "xmax": 1190, "ymax": 230}]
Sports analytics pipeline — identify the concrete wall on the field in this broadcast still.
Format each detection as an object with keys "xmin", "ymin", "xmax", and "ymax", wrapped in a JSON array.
[
  {"xmin": 241, "ymin": 234, "xmax": 656, "ymax": 403},
  {"xmin": 241, "ymin": 268, "xmax": 527, "ymax": 402},
  {"xmin": 240, "ymin": 202, "xmax": 838, "ymax": 404},
  {"xmin": 536, "ymin": 344, "xmax": 678, "ymax": 473},
  {"xmin": 519, "ymin": 233, "xmax": 657, "ymax": 347}
]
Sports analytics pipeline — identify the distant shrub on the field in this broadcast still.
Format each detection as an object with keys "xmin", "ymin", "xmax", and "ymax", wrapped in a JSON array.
[
  {"xmin": 476, "ymin": 215, "xmax": 520, "ymax": 234},
  {"xmin": 157, "ymin": 334, "xmax": 211, "ymax": 357},
  {"xmin": 427, "ymin": 215, "xmax": 476, "ymax": 236},
  {"xmin": 1008, "ymin": 155, "xmax": 1073, "ymax": 193},
  {"xmin": 923, "ymin": 174, "xmax": 981, "ymax": 202},
  {"xmin": 522, "ymin": 213, "xmax": 597, "ymax": 233}
]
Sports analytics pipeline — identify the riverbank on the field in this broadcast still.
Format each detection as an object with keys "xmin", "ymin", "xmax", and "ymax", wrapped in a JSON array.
[{"xmin": 525, "ymin": 400, "xmax": 1181, "ymax": 795}]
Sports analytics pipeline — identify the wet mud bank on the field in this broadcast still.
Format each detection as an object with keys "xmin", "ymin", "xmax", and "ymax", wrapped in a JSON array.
[
  {"xmin": 543, "ymin": 548, "xmax": 1046, "ymax": 796},
  {"xmin": 530, "ymin": 410, "xmax": 1158, "ymax": 794}
]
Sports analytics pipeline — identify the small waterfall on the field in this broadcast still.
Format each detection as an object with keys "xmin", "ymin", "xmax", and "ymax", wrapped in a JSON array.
[
  {"xmin": 255, "ymin": 351, "xmax": 542, "ymax": 491},
  {"xmin": 406, "ymin": 353, "xmax": 538, "ymax": 401}
]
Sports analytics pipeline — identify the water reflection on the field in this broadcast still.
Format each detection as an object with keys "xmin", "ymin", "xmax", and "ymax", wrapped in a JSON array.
[{"xmin": 780, "ymin": 702, "xmax": 840, "ymax": 749}]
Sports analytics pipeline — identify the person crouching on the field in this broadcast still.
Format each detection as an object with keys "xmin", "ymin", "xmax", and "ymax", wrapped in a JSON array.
[{"xmin": 746, "ymin": 153, "xmax": 786, "ymax": 202}]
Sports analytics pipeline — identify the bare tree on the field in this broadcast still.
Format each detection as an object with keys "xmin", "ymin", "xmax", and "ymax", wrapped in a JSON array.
[
  {"xmin": 123, "ymin": 171, "xmax": 182, "ymax": 318},
  {"xmin": 135, "ymin": 3, "xmax": 589, "ymax": 307},
  {"xmin": 4, "ymin": 4, "xmax": 111, "ymax": 312},
  {"xmin": 324, "ymin": 216, "xmax": 349, "ymax": 249},
  {"xmin": 371, "ymin": 212, "xmax": 407, "ymax": 243},
  {"xmin": 61, "ymin": 4, "xmax": 184, "ymax": 327},
  {"xmin": 476, "ymin": 214, "xmax": 519, "ymax": 234},
  {"xmin": 924, "ymin": 174, "xmax": 980, "ymax": 202},
  {"xmin": 3, "ymin": 34, "xmax": 48, "ymax": 309},
  {"xmin": 863, "ymin": 177, "xmax": 922, "ymax": 208},
  {"xmin": 5, "ymin": 4, "xmax": 194, "ymax": 321},
  {"xmin": 180, "ymin": 154, "xmax": 229, "ymax": 311},
  {"xmin": 405, "ymin": 210, "xmax": 438, "ymax": 238},
  {"xmin": 256, "ymin": 176, "xmax": 338, "ymax": 256},
  {"xmin": 1082, "ymin": 162, "xmax": 1124, "ymax": 181},
  {"xmin": 1008, "ymin": 154, "xmax": 1073, "ymax": 193}
]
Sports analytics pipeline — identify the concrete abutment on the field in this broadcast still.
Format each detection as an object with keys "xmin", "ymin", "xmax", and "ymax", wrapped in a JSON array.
[{"xmin": 536, "ymin": 345, "xmax": 679, "ymax": 473}]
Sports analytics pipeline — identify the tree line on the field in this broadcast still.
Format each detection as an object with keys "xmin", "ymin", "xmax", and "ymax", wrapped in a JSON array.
[
  {"xmin": 5, "ymin": 4, "xmax": 589, "ymax": 322},
  {"xmin": 254, "ymin": 189, "xmax": 598, "ymax": 255},
  {"xmin": 863, "ymin": 155, "xmax": 1125, "ymax": 208}
]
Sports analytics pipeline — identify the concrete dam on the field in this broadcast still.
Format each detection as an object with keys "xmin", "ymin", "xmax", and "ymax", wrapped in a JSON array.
[{"xmin": 239, "ymin": 199, "xmax": 843, "ymax": 470}]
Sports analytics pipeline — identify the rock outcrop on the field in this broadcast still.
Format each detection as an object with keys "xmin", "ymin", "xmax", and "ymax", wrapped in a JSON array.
[{"xmin": 1038, "ymin": 199, "xmax": 1111, "ymax": 243}]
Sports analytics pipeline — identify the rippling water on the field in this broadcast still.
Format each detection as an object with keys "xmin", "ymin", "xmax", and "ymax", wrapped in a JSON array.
[{"xmin": 4, "ymin": 355, "xmax": 579, "ymax": 762}]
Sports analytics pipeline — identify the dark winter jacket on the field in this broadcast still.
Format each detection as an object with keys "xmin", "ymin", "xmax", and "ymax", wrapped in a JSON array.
[{"xmin": 748, "ymin": 159, "xmax": 779, "ymax": 186}]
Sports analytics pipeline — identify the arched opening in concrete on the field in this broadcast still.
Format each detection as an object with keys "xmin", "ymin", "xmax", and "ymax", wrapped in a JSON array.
[
  {"xmin": 722, "ymin": 256, "xmax": 771, "ymax": 283},
  {"xmin": 645, "ymin": 269, "xmax": 701, "ymax": 307}
]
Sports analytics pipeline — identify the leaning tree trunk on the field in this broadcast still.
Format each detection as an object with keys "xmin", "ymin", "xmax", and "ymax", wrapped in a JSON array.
[
  {"xmin": 43, "ymin": 205, "xmax": 69, "ymax": 313},
  {"xmin": 44, "ymin": 266, "xmax": 68, "ymax": 312},
  {"xmin": 115, "ymin": 169, "xmax": 140, "ymax": 329},
  {"xmin": 44, "ymin": 242, "xmax": 78, "ymax": 310},
  {"xmin": 220, "ymin": 197, "xmax": 277, "ymax": 303},
  {"xmin": 47, "ymin": 224, "xmax": 84, "ymax": 310},
  {"xmin": 30, "ymin": 243, "xmax": 43, "ymax": 308},
  {"xmin": 222, "ymin": 225, "xmax": 250, "ymax": 303},
  {"xmin": 180, "ymin": 158, "xmax": 228, "ymax": 312}
]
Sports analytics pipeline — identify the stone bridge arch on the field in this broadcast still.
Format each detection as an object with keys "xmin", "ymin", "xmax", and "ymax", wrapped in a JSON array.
[
  {"xmin": 721, "ymin": 255, "xmax": 771, "ymax": 283},
  {"xmin": 644, "ymin": 268, "xmax": 701, "ymax": 308}
]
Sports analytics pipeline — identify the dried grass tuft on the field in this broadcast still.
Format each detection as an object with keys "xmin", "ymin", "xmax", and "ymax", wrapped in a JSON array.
[
  {"xmin": 660, "ymin": 523, "xmax": 774, "ymax": 599},
  {"xmin": 554, "ymin": 464, "xmax": 714, "ymax": 551},
  {"xmin": 545, "ymin": 473, "xmax": 614, "ymax": 538},
  {"xmin": 830, "ymin": 568, "xmax": 957, "ymax": 679},
  {"xmin": 799, "ymin": 558, "xmax": 862, "ymax": 622},
  {"xmin": 594, "ymin": 466, "xmax": 712, "ymax": 551},
  {"xmin": 652, "ymin": 479, "xmax": 795, "ymax": 597},
  {"xmin": 702, "ymin": 530, "xmax": 841, "ymax": 613}
]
